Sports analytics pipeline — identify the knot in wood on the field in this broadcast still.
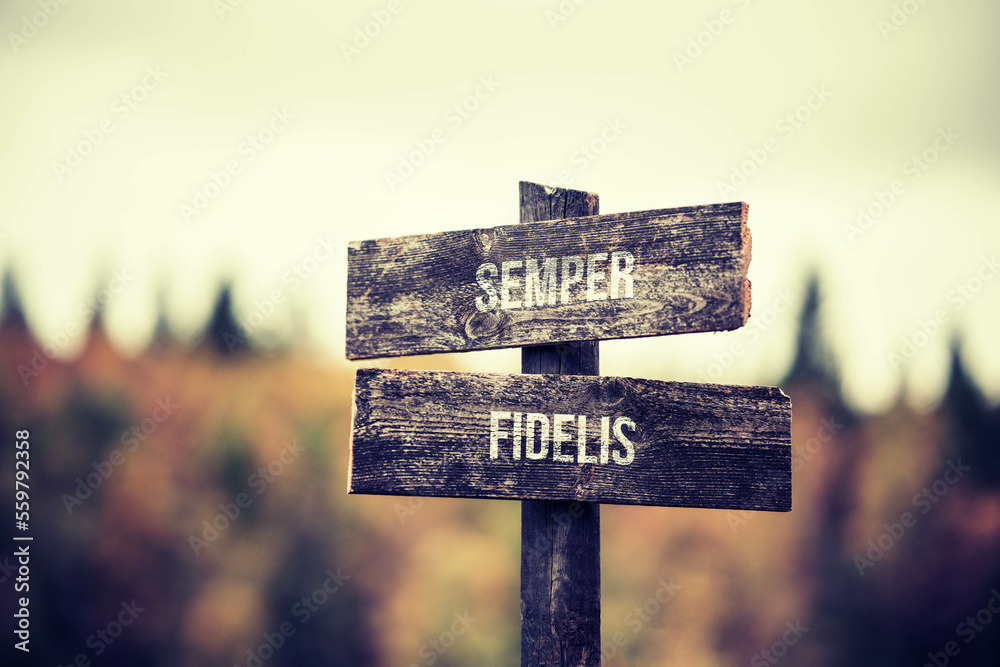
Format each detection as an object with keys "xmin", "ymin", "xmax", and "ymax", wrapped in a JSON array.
[
  {"xmin": 598, "ymin": 377, "xmax": 629, "ymax": 407},
  {"xmin": 556, "ymin": 610, "xmax": 583, "ymax": 635},
  {"xmin": 573, "ymin": 464, "xmax": 596, "ymax": 490},
  {"xmin": 668, "ymin": 291, "xmax": 708, "ymax": 315},
  {"xmin": 473, "ymin": 227, "xmax": 498, "ymax": 253},
  {"xmin": 463, "ymin": 308, "xmax": 509, "ymax": 341}
]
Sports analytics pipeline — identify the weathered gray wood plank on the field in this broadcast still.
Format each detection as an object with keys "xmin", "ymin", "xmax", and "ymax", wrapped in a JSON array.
[
  {"xmin": 348, "ymin": 368, "xmax": 792, "ymax": 511},
  {"xmin": 345, "ymin": 200, "xmax": 750, "ymax": 359}
]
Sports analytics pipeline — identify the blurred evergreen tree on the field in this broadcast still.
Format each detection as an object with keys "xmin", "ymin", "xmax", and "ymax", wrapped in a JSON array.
[
  {"xmin": 204, "ymin": 282, "xmax": 251, "ymax": 358},
  {"xmin": 81, "ymin": 275, "xmax": 110, "ymax": 346},
  {"xmin": 782, "ymin": 271, "xmax": 856, "ymax": 432},
  {"xmin": 784, "ymin": 273, "xmax": 842, "ymax": 402},
  {"xmin": 0, "ymin": 268, "xmax": 28, "ymax": 331},
  {"xmin": 264, "ymin": 531, "xmax": 379, "ymax": 667},
  {"xmin": 785, "ymin": 273, "xmax": 829, "ymax": 381},
  {"xmin": 941, "ymin": 340, "xmax": 1000, "ymax": 488},
  {"xmin": 149, "ymin": 289, "xmax": 175, "ymax": 351},
  {"xmin": 786, "ymin": 272, "xmax": 866, "ymax": 666}
]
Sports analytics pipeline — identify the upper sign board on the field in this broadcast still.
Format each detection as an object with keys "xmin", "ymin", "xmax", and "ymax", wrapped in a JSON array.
[{"xmin": 346, "ymin": 202, "xmax": 750, "ymax": 359}]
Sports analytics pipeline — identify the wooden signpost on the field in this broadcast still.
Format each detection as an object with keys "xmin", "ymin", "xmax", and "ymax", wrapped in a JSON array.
[{"xmin": 346, "ymin": 182, "xmax": 791, "ymax": 666}]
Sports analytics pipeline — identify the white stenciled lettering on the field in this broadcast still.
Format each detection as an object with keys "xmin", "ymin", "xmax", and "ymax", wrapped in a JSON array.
[
  {"xmin": 524, "ymin": 258, "xmax": 558, "ymax": 307},
  {"xmin": 577, "ymin": 415, "xmax": 597, "ymax": 464},
  {"xmin": 560, "ymin": 255, "xmax": 584, "ymax": 304},
  {"xmin": 512, "ymin": 411, "xmax": 523, "ymax": 459},
  {"xmin": 489, "ymin": 411, "xmax": 511, "ymax": 459},
  {"xmin": 586, "ymin": 253, "xmax": 608, "ymax": 301},
  {"xmin": 489, "ymin": 412, "xmax": 636, "ymax": 466},
  {"xmin": 612, "ymin": 416, "xmax": 636, "ymax": 465},
  {"xmin": 552, "ymin": 414, "xmax": 575, "ymax": 462},
  {"xmin": 501, "ymin": 261, "xmax": 522, "ymax": 309},
  {"xmin": 610, "ymin": 251, "xmax": 634, "ymax": 299},
  {"xmin": 475, "ymin": 264, "xmax": 499, "ymax": 312},
  {"xmin": 474, "ymin": 251, "xmax": 637, "ymax": 312},
  {"xmin": 600, "ymin": 416, "xmax": 611, "ymax": 465},
  {"xmin": 526, "ymin": 413, "xmax": 550, "ymax": 460}
]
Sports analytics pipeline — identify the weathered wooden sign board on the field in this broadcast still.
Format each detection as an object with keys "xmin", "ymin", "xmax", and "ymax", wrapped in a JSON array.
[
  {"xmin": 349, "ymin": 367, "xmax": 791, "ymax": 510},
  {"xmin": 346, "ymin": 201, "xmax": 750, "ymax": 359}
]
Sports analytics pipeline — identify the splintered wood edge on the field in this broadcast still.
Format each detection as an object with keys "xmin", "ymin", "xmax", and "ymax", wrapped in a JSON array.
[
  {"xmin": 741, "ymin": 201, "xmax": 752, "ymax": 324},
  {"xmin": 347, "ymin": 379, "xmax": 358, "ymax": 494}
]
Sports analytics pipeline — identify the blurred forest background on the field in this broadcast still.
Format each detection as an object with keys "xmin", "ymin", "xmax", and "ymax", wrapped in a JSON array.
[
  {"xmin": 0, "ymin": 267, "xmax": 998, "ymax": 667},
  {"xmin": 2, "ymin": 0, "xmax": 999, "ymax": 664}
]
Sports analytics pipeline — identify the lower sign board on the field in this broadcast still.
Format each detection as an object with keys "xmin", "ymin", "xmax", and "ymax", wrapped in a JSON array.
[{"xmin": 349, "ymin": 368, "xmax": 791, "ymax": 511}]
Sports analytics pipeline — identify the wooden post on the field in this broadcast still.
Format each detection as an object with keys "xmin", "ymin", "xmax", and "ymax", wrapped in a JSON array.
[{"xmin": 520, "ymin": 181, "xmax": 601, "ymax": 666}]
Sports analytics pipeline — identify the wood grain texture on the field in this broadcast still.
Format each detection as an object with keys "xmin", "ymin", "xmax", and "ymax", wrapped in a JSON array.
[
  {"xmin": 345, "ymin": 199, "xmax": 751, "ymax": 359},
  {"xmin": 519, "ymin": 181, "xmax": 601, "ymax": 667},
  {"xmin": 521, "ymin": 500, "xmax": 599, "ymax": 667},
  {"xmin": 348, "ymin": 368, "xmax": 792, "ymax": 511}
]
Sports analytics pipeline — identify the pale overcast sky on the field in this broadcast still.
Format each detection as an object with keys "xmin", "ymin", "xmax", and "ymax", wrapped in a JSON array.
[{"xmin": 0, "ymin": 0, "xmax": 998, "ymax": 412}]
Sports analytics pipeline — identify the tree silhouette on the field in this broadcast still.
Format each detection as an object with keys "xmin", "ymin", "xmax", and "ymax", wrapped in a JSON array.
[
  {"xmin": 149, "ymin": 289, "xmax": 175, "ymax": 351},
  {"xmin": 0, "ymin": 269, "xmax": 28, "ymax": 331},
  {"xmin": 782, "ymin": 271, "xmax": 853, "ymax": 425},
  {"xmin": 204, "ymin": 282, "xmax": 251, "ymax": 357},
  {"xmin": 941, "ymin": 339, "xmax": 999, "ymax": 488},
  {"xmin": 784, "ymin": 272, "xmax": 835, "ymax": 387}
]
